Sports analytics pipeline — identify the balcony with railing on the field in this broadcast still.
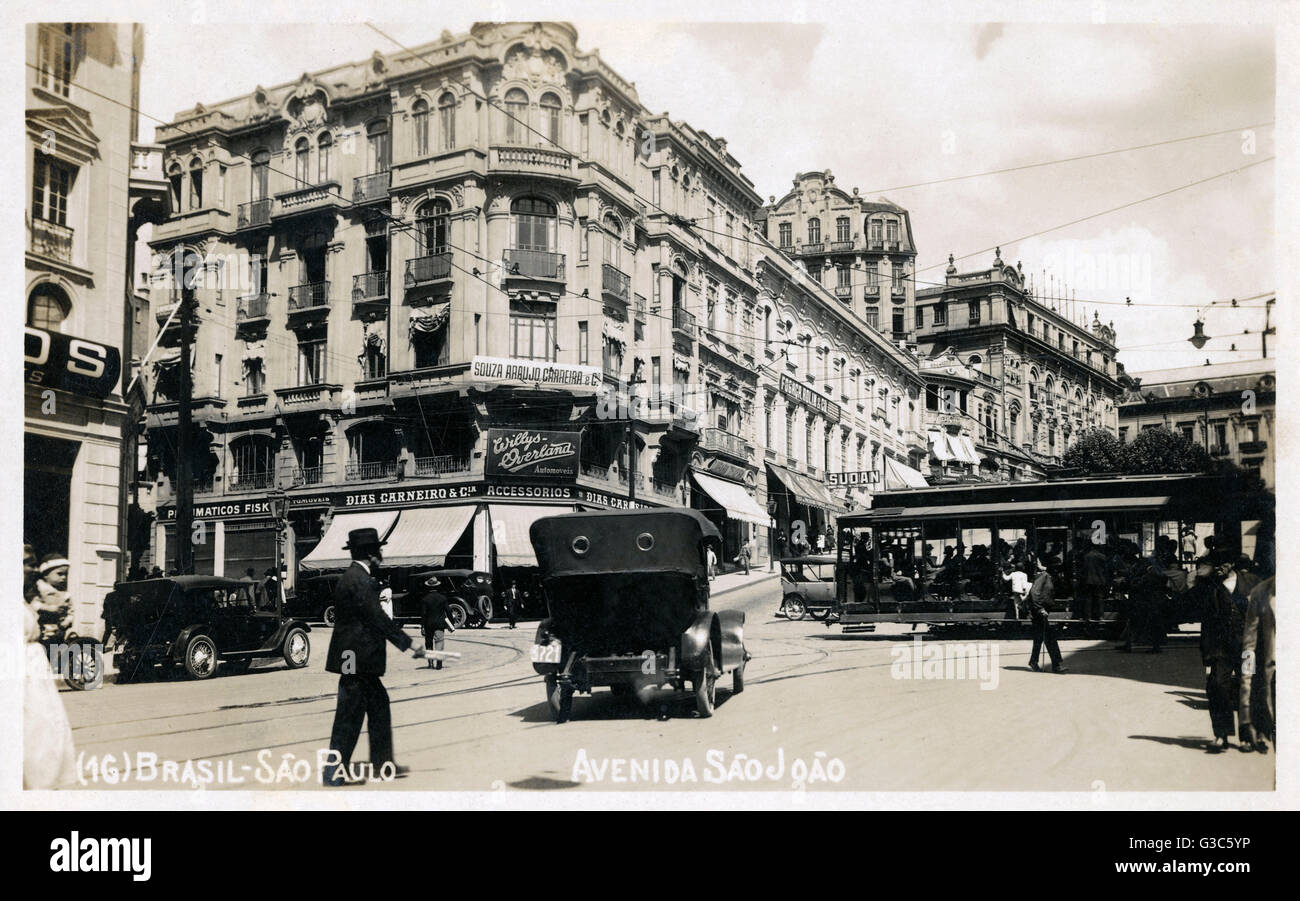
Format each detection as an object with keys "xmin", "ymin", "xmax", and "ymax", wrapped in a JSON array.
[
  {"xmin": 413, "ymin": 454, "xmax": 472, "ymax": 478},
  {"xmin": 1239, "ymin": 439, "xmax": 1267, "ymax": 455},
  {"xmin": 288, "ymin": 281, "xmax": 330, "ymax": 316},
  {"xmin": 352, "ymin": 271, "xmax": 389, "ymax": 320},
  {"xmin": 672, "ymin": 306, "xmax": 696, "ymax": 339},
  {"xmin": 602, "ymin": 263, "xmax": 631, "ymax": 305},
  {"xmin": 237, "ymin": 199, "xmax": 271, "ymax": 230},
  {"xmin": 489, "ymin": 145, "xmax": 578, "ymax": 181},
  {"xmin": 700, "ymin": 427, "xmax": 752, "ymax": 461},
  {"xmin": 800, "ymin": 243, "xmax": 825, "ymax": 255},
  {"xmin": 273, "ymin": 181, "xmax": 343, "ymax": 219},
  {"xmin": 833, "ymin": 284, "xmax": 853, "ymax": 301},
  {"xmin": 274, "ymin": 383, "xmax": 340, "ymax": 409},
  {"xmin": 345, "ymin": 460, "xmax": 399, "ymax": 482},
  {"xmin": 634, "ymin": 294, "xmax": 647, "ymax": 322},
  {"xmin": 891, "ymin": 282, "xmax": 907, "ymax": 297},
  {"xmin": 503, "ymin": 248, "xmax": 565, "ymax": 284},
  {"xmin": 228, "ymin": 470, "xmax": 277, "ymax": 492},
  {"xmin": 353, "ymin": 171, "xmax": 390, "ymax": 204},
  {"xmin": 28, "ymin": 217, "xmax": 74, "ymax": 263},
  {"xmin": 292, "ymin": 466, "xmax": 324, "ymax": 486},
  {"xmin": 404, "ymin": 250, "xmax": 454, "ymax": 299},
  {"xmin": 828, "ymin": 240, "xmax": 855, "ymax": 253},
  {"xmin": 236, "ymin": 292, "xmax": 270, "ymax": 325}
]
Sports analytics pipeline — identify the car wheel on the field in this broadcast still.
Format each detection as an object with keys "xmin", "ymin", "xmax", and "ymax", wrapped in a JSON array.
[
  {"xmin": 183, "ymin": 635, "xmax": 218, "ymax": 680},
  {"xmin": 785, "ymin": 595, "xmax": 807, "ymax": 621},
  {"xmin": 321, "ymin": 605, "xmax": 336, "ymax": 627},
  {"xmin": 545, "ymin": 674, "xmax": 573, "ymax": 724},
  {"xmin": 446, "ymin": 600, "xmax": 469, "ymax": 630},
  {"xmin": 809, "ymin": 606, "xmax": 829, "ymax": 621},
  {"xmin": 694, "ymin": 647, "xmax": 717, "ymax": 718},
  {"xmin": 282, "ymin": 627, "xmax": 310, "ymax": 669},
  {"xmin": 63, "ymin": 640, "xmax": 100, "ymax": 691},
  {"xmin": 475, "ymin": 595, "xmax": 493, "ymax": 625},
  {"xmin": 732, "ymin": 656, "xmax": 745, "ymax": 694}
]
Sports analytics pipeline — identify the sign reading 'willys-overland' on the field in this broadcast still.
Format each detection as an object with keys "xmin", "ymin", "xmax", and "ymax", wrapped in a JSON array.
[
  {"xmin": 470, "ymin": 355, "xmax": 603, "ymax": 390},
  {"xmin": 486, "ymin": 429, "xmax": 580, "ymax": 480}
]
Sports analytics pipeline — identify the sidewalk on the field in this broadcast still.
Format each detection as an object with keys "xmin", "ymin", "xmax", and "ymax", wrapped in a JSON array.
[{"xmin": 709, "ymin": 567, "xmax": 780, "ymax": 597}]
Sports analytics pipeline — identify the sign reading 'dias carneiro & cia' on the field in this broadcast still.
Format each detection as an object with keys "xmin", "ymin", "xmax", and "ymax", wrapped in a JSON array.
[
  {"xmin": 486, "ymin": 428, "xmax": 580, "ymax": 480},
  {"xmin": 470, "ymin": 355, "xmax": 603, "ymax": 390},
  {"xmin": 24, "ymin": 327, "xmax": 122, "ymax": 398}
]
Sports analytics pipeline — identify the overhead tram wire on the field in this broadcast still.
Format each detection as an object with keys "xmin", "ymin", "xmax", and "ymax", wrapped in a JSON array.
[{"xmin": 52, "ymin": 58, "xmax": 1271, "ymax": 322}]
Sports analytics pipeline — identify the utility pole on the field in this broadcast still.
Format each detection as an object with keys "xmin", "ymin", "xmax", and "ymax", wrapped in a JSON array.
[
  {"xmin": 175, "ymin": 283, "xmax": 196, "ymax": 575},
  {"xmin": 626, "ymin": 359, "xmax": 646, "ymax": 504}
]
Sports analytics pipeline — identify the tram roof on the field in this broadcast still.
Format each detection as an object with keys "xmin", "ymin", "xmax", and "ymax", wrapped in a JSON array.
[{"xmin": 843, "ymin": 473, "xmax": 1266, "ymax": 524}]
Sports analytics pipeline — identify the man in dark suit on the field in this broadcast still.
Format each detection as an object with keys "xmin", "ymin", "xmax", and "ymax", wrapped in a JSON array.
[
  {"xmin": 420, "ymin": 576, "xmax": 455, "ymax": 670},
  {"xmin": 1027, "ymin": 555, "xmax": 1067, "ymax": 674},
  {"xmin": 504, "ymin": 581, "xmax": 521, "ymax": 629},
  {"xmin": 1078, "ymin": 543, "xmax": 1109, "ymax": 621},
  {"xmin": 1198, "ymin": 551, "xmax": 1260, "ymax": 752},
  {"xmin": 323, "ymin": 527, "xmax": 424, "ymax": 786}
]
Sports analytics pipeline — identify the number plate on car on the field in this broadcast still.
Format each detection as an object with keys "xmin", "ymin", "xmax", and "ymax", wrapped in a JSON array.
[{"xmin": 530, "ymin": 641, "xmax": 561, "ymax": 664}]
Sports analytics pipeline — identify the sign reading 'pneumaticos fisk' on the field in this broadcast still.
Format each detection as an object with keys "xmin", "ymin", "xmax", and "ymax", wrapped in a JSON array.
[
  {"xmin": 470, "ymin": 355, "xmax": 603, "ymax": 390},
  {"xmin": 486, "ymin": 429, "xmax": 580, "ymax": 480}
]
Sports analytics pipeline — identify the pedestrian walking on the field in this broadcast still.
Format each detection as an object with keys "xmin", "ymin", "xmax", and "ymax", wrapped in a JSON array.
[
  {"xmin": 1197, "ymin": 552, "xmax": 1259, "ymax": 752},
  {"xmin": 322, "ymin": 528, "xmax": 425, "ymax": 786},
  {"xmin": 505, "ymin": 581, "xmax": 521, "ymax": 629},
  {"xmin": 378, "ymin": 582, "xmax": 394, "ymax": 619},
  {"xmin": 737, "ymin": 539, "xmax": 751, "ymax": 576},
  {"xmin": 420, "ymin": 577, "xmax": 456, "ymax": 670},
  {"xmin": 706, "ymin": 545, "xmax": 717, "ymax": 581},
  {"xmin": 1026, "ymin": 555, "xmax": 1066, "ymax": 673},
  {"xmin": 1239, "ymin": 570, "xmax": 1274, "ymax": 753}
]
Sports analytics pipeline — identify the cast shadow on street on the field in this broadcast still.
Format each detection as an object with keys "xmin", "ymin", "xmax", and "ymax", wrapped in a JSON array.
[{"xmin": 511, "ymin": 684, "xmax": 739, "ymax": 724}]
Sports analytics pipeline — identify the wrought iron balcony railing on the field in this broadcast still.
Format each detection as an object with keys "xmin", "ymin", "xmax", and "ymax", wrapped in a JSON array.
[
  {"xmin": 288, "ymin": 281, "xmax": 329, "ymax": 311},
  {"xmin": 672, "ymin": 306, "xmax": 696, "ymax": 337},
  {"xmin": 413, "ymin": 455, "xmax": 471, "ymax": 477},
  {"xmin": 503, "ymin": 248, "xmax": 565, "ymax": 280},
  {"xmin": 237, "ymin": 199, "xmax": 271, "ymax": 229},
  {"xmin": 345, "ymin": 461, "xmax": 398, "ymax": 481},
  {"xmin": 292, "ymin": 466, "xmax": 323, "ymax": 486},
  {"xmin": 602, "ymin": 263, "xmax": 631, "ymax": 304},
  {"xmin": 405, "ymin": 252, "xmax": 453, "ymax": 287},
  {"xmin": 236, "ymin": 293, "xmax": 270, "ymax": 322},
  {"xmin": 353, "ymin": 171, "xmax": 390, "ymax": 203},
  {"xmin": 29, "ymin": 217, "xmax": 73, "ymax": 262},
  {"xmin": 352, "ymin": 271, "xmax": 389, "ymax": 301}
]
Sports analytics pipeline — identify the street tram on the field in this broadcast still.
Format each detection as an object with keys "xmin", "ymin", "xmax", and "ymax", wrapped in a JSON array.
[{"xmin": 832, "ymin": 473, "xmax": 1272, "ymax": 632}]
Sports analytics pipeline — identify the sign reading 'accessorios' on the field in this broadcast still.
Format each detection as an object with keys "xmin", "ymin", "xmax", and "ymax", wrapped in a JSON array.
[{"xmin": 486, "ymin": 428, "xmax": 580, "ymax": 480}]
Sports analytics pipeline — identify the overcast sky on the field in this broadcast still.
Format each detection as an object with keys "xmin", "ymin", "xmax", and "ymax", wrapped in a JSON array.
[{"xmin": 134, "ymin": 11, "xmax": 1276, "ymax": 373}]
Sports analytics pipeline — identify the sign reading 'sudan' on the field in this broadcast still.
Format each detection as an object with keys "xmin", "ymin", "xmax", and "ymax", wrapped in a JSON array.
[
  {"xmin": 486, "ymin": 428, "xmax": 581, "ymax": 480},
  {"xmin": 470, "ymin": 355, "xmax": 603, "ymax": 390}
]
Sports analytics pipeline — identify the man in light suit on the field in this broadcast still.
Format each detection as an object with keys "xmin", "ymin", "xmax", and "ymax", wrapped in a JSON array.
[{"xmin": 323, "ymin": 527, "xmax": 424, "ymax": 786}]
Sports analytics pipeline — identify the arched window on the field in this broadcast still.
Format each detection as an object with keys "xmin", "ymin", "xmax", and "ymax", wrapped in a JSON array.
[
  {"xmin": 250, "ymin": 150, "xmax": 269, "ymax": 201},
  {"xmin": 540, "ymin": 92, "xmax": 562, "ymax": 145},
  {"xmin": 317, "ymin": 133, "xmax": 333, "ymax": 183},
  {"xmin": 167, "ymin": 162, "xmax": 183, "ymax": 210},
  {"xmin": 967, "ymin": 354, "xmax": 982, "ymax": 368},
  {"xmin": 1044, "ymin": 375, "xmax": 1055, "ymax": 406},
  {"xmin": 28, "ymin": 284, "xmax": 70, "ymax": 331},
  {"xmin": 511, "ymin": 196, "xmax": 556, "ymax": 252},
  {"xmin": 366, "ymin": 120, "xmax": 390, "ymax": 174},
  {"xmin": 188, "ymin": 157, "xmax": 204, "ymax": 209},
  {"xmin": 294, "ymin": 138, "xmax": 311, "ymax": 186},
  {"xmin": 438, "ymin": 92, "xmax": 456, "ymax": 150},
  {"xmin": 504, "ymin": 88, "xmax": 528, "ymax": 143},
  {"xmin": 416, "ymin": 199, "xmax": 450, "ymax": 254},
  {"xmin": 345, "ymin": 421, "xmax": 400, "ymax": 478},
  {"xmin": 601, "ymin": 212, "xmax": 622, "ymax": 268},
  {"xmin": 412, "ymin": 98, "xmax": 429, "ymax": 156},
  {"xmin": 807, "ymin": 217, "xmax": 820, "ymax": 245}
]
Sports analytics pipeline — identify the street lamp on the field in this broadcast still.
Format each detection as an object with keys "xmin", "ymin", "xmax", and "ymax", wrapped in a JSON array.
[{"xmin": 1188, "ymin": 315, "xmax": 1209, "ymax": 350}]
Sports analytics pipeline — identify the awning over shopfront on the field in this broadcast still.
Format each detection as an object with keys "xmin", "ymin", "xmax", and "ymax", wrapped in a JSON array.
[
  {"xmin": 767, "ymin": 463, "xmax": 845, "ymax": 513},
  {"xmin": 928, "ymin": 431, "xmax": 953, "ymax": 461},
  {"xmin": 300, "ymin": 510, "xmax": 400, "ymax": 571},
  {"xmin": 883, "ymin": 457, "xmax": 930, "ymax": 490},
  {"xmin": 380, "ymin": 505, "xmax": 477, "ymax": 568},
  {"xmin": 691, "ymin": 470, "xmax": 771, "ymax": 527},
  {"xmin": 956, "ymin": 435, "xmax": 982, "ymax": 465},
  {"xmin": 491, "ymin": 504, "xmax": 576, "ymax": 567}
]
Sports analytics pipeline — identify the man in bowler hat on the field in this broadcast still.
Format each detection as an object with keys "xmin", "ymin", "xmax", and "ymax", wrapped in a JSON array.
[{"xmin": 323, "ymin": 527, "xmax": 424, "ymax": 786}]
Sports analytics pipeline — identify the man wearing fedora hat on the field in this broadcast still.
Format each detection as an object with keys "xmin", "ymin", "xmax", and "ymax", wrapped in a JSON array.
[{"xmin": 323, "ymin": 526, "xmax": 425, "ymax": 786}]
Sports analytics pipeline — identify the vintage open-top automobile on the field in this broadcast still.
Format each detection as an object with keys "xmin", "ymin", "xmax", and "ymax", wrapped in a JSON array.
[
  {"xmin": 106, "ymin": 576, "xmax": 312, "ymax": 682},
  {"xmin": 528, "ymin": 508, "xmax": 748, "ymax": 722}
]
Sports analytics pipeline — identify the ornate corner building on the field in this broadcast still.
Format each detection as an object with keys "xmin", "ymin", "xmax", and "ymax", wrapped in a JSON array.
[{"xmin": 914, "ymin": 251, "xmax": 1122, "ymax": 481}]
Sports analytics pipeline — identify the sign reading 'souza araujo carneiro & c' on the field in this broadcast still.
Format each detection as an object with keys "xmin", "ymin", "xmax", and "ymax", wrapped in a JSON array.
[
  {"xmin": 470, "ymin": 355, "xmax": 603, "ymax": 390},
  {"xmin": 486, "ymin": 428, "xmax": 581, "ymax": 481}
]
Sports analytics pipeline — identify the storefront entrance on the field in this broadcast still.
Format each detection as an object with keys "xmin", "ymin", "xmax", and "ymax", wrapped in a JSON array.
[{"xmin": 24, "ymin": 433, "xmax": 78, "ymax": 560}]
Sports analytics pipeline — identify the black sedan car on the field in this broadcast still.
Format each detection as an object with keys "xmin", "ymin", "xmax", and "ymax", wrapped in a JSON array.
[{"xmin": 106, "ymin": 576, "xmax": 311, "ymax": 681}]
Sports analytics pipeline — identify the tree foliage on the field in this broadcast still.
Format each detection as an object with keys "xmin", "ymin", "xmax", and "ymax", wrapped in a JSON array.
[{"xmin": 1064, "ymin": 426, "xmax": 1217, "ymax": 476}]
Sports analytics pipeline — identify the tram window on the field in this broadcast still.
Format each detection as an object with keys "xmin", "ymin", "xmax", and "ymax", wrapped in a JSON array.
[{"xmin": 993, "ymin": 521, "xmax": 1031, "ymax": 569}]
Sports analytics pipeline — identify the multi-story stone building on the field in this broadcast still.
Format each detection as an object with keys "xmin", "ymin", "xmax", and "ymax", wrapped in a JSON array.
[
  {"xmin": 760, "ymin": 171, "xmax": 920, "ymax": 345},
  {"xmin": 140, "ymin": 21, "xmax": 792, "ymax": 581},
  {"xmin": 750, "ymin": 236, "xmax": 927, "ymax": 553},
  {"xmin": 1118, "ymin": 357, "xmax": 1275, "ymax": 492},
  {"xmin": 914, "ymin": 250, "xmax": 1122, "ymax": 481},
  {"xmin": 24, "ymin": 22, "xmax": 166, "ymax": 631}
]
